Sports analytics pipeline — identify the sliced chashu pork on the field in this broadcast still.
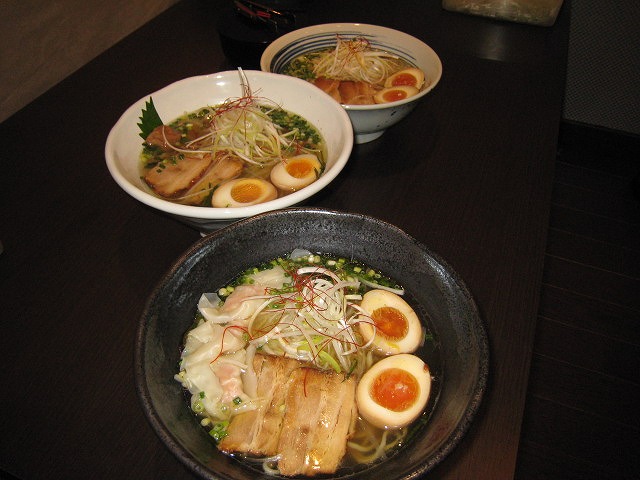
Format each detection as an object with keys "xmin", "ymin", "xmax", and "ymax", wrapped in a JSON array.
[
  {"xmin": 144, "ymin": 153, "xmax": 214, "ymax": 198},
  {"xmin": 144, "ymin": 151, "xmax": 242, "ymax": 202},
  {"xmin": 180, "ymin": 154, "xmax": 243, "ymax": 205},
  {"xmin": 218, "ymin": 354, "xmax": 357, "ymax": 476},
  {"xmin": 313, "ymin": 77, "xmax": 378, "ymax": 105},
  {"xmin": 338, "ymin": 81, "xmax": 377, "ymax": 105},
  {"xmin": 313, "ymin": 77, "xmax": 342, "ymax": 103},
  {"xmin": 145, "ymin": 125, "xmax": 182, "ymax": 148},
  {"xmin": 276, "ymin": 364, "xmax": 358, "ymax": 476},
  {"xmin": 218, "ymin": 354, "xmax": 297, "ymax": 455}
]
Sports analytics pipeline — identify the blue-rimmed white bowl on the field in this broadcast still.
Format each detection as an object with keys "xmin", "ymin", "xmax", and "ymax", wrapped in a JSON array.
[{"xmin": 260, "ymin": 23, "xmax": 442, "ymax": 144}]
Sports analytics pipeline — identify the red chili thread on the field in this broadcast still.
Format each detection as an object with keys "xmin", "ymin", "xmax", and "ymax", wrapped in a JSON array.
[{"xmin": 210, "ymin": 324, "xmax": 251, "ymax": 365}]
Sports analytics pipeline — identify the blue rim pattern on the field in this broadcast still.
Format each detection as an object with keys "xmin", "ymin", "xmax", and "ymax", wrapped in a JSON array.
[{"xmin": 270, "ymin": 31, "xmax": 418, "ymax": 73}]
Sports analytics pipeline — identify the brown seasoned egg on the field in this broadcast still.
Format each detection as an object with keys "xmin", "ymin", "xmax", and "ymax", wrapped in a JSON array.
[
  {"xmin": 373, "ymin": 85, "xmax": 420, "ymax": 104},
  {"xmin": 358, "ymin": 289, "xmax": 423, "ymax": 355},
  {"xmin": 384, "ymin": 68, "xmax": 425, "ymax": 90},
  {"xmin": 356, "ymin": 353, "xmax": 431, "ymax": 429},
  {"xmin": 270, "ymin": 154, "xmax": 322, "ymax": 192},
  {"xmin": 211, "ymin": 178, "xmax": 277, "ymax": 208}
]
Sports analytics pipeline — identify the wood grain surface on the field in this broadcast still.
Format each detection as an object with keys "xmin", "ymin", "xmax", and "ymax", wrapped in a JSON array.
[{"xmin": 0, "ymin": 1, "xmax": 570, "ymax": 478}]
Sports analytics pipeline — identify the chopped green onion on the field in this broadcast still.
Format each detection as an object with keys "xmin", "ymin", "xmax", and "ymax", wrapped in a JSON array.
[
  {"xmin": 209, "ymin": 421, "xmax": 229, "ymax": 443},
  {"xmin": 319, "ymin": 350, "xmax": 341, "ymax": 373}
]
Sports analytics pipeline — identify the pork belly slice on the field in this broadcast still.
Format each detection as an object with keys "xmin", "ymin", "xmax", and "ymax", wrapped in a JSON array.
[
  {"xmin": 180, "ymin": 154, "xmax": 243, "ymax": 206},
  {"xmin": 338, "ymin": 81, "xmax": 377, "ymax": 105},
  {"xmin": 145, "ymin": 125, "xmax": 182, "ymax": 149},
  {"xmin": 277, "ymin": 365, "xmax": 357, "ymax": 476},
  {"xmin": 218, "ymin": 354, "xmax": 357, "ymax": 476},
  {"xmin": 144, "ymin": 152, "xmax": 244, "ymax": 201},
  {"xmin": 144, "ymin": 152, "xmax": 214, "ymax": 198},
  {"xmin": 219, "ymin": 354, "xmax": 299, "ymax": 456},
  {"xmin": 313, "ymin": 77, "xmax": 342, "ymax": 103}
]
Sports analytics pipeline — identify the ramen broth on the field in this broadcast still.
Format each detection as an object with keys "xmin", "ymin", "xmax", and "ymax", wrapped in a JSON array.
[
  {"xmin": 283, "ymin": 47, "xmax": 410, "ymax": 83},
  {"xmin": 175, "ymin": 250, "xmax": 441, "ymax": 476},
  {"xmin": 280, "ymin": 38, "xmax": 426, "ymax": 105},
  {"xmin": 140, "ymin": 104, "xmax": 325, "ymax": 207}
]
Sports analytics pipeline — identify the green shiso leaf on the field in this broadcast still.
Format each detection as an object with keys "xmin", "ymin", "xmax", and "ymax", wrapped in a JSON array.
[{"xmin": 137, "ymin": 97, "xmax": 164, "ymax": 140}]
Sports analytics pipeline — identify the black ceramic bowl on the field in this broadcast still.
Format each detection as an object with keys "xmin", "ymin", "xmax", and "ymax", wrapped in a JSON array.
[{"xmin": 135, "ymin": 208, "xmax": 489, "ymax": 480}]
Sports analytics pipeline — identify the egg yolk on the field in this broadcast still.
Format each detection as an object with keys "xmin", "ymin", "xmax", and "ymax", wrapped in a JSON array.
[
  {"xmin": 371, "ymin": 306, "xmax": 408, "ymax": 340},
  {"xmin": 230, "ymin": 182, "xmax": 262, "ymax": 203},
  {"xmin": 285, "ymin": 159, "xmax": 315, "ymax": 178},
  {"xmin": 381, "ymin": 89, "xmax": 409, "ymax": 102},
  {"xmin": 390, "ymin": 73, "xmax": 419, "ymax": 87},
  {"xmin": 370, "ymin": 368, "xmax": 419, "ymax": 412}
]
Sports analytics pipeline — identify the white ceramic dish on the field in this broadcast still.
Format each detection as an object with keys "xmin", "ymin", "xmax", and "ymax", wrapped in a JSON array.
[
  {"xmin": 260, "ymin": 23, "xmax": 442, "ymax": 144},
  {"xmin": 105, "ymin": 70, "xmax": 353, "ymax": 232}
]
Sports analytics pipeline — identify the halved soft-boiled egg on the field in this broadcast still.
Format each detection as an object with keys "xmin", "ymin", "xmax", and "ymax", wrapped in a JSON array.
[
  {"xmin": 358, "ymin": 289, "xmax": 423, "ymax": 355},
  {"xmin": 373, "ymin": 85, "xmax": 420, "ymax": 104},
  {"xmin": 270, "ymin": 154, "xmax": 322, "ymax": 192},
  {"xmin": 211, "ymin": 178, "xmax": 277, "ymax": 207},
  {"xmin": 356, "ymin": 353, "xmax": 431, "ymax": 429},
  {"xmin": 384, "ymin": 68, "xmax": 425, "ymax": 90}
]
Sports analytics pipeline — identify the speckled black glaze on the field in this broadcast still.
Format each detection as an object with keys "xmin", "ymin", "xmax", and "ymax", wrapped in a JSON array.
[{"xmin": 135, "ymin": 207, "xmax": 489, "ymax": 480}]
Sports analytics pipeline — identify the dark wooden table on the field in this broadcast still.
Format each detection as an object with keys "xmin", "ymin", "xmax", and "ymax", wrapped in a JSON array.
[{"xmin": 0, "ymin": 0, "xmax": 569, "ymax": 478}]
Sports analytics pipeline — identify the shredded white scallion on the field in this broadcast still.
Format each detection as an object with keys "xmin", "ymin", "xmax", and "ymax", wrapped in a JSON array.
[
  {"xmin": 229, "ymin": 265, "xmax": 372, "ymax": 373},
  {"xmin": 155, "ymin": 68, "xmax": 317, "ymax": 167},
  {"xmin": 312, "ymin": 36, "xmax": 406, "ymax": 86}
]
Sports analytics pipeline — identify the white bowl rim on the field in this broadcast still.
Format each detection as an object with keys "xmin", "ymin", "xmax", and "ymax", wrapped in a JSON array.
[
  {"xmin": 105, "ymin": 70, "xmax": 354, "ymax": 220},
  {"xmin": 260, "ymin": 22, "xmax": 443, "ymax": 111}
]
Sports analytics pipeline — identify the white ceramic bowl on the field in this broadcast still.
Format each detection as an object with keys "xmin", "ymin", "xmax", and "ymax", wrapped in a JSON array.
[
  {"xmin": 260, "ymin": 23, "xmax": 442, "ymax": 144},
  {"xmin": 105, "ymin": 70, "xmax": 353, "ymax": 232}
]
